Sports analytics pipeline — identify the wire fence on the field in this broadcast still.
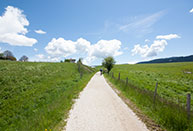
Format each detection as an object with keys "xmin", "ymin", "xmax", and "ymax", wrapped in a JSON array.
[{"xmin": 108, "ymin": 71, "xmax": 192, "ymax": 120}]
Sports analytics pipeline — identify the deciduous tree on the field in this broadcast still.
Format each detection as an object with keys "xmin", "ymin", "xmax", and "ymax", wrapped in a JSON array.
[{"xmin": 102, "ymin": 56, "xmax": 115, "ymax": 73}]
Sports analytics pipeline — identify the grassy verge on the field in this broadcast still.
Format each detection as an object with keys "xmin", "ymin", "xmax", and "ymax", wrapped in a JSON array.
[
  {"xmin": 104, "ymin": 62, "xmax": 193, "ymax": 131},
  {"xmin": 0, "ymin": 60, "xmax": 95, "ymax": 131}
]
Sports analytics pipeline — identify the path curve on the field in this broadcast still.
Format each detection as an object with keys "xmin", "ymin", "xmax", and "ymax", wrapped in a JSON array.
[{"xmin": 64, "ymin": 72, "xmax": 148, "ymax": 131}]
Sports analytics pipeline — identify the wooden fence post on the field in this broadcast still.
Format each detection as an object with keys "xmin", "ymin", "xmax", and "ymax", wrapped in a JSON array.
[
  {"xmin": 126, "ymin": 77, "xmax": 128, "ymax": 86},
  {"xmin": 187, "ymin": 93, "xmax": 191, "ymax": 120},
  {"xmin": 118, "ymin": 72, "xmax": 120, "ymax": 80},
  {"xmin": 112, "ymin": 72, "xmax": 114, "ymax": 78},
  {"xmin": 153, "ymin": 82, "xmax": 158, "ymax": 104}
]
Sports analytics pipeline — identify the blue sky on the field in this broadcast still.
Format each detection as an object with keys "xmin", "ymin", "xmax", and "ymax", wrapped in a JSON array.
[{"xmin": 0, "ymin": 0, "xmax": 193, "ymax": 65}]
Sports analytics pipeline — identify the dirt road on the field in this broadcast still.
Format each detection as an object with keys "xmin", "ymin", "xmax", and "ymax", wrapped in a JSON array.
[{"xmin": 64, "ymin": 72, "xmax": 148, "ymax": 131}]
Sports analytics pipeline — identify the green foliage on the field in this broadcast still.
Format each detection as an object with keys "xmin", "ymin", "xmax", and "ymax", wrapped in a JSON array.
[
  {"xmin": 64, "ymin": 59, "xmax": 70, "ymax": 62},
  {"xmin": 102, "ymin": 56, "xmax": 115, "ymax": 73},
  {"xmin": 0, "ymin": 60, "xmax": 94, "ymax": 131},
  {"xmin": 105, "ymin": 62, "xmax": 193, "ymax": 131},
  {"xmin": 0, "ymin": 53, "xmax": 3, "ymax": 57},
  {"xmin": 0, "ymin": 53, "xmax": 4, "ymax": 60}
]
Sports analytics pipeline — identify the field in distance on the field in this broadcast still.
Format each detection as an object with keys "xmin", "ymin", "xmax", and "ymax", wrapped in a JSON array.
[
  {"xmin": 0, "ymin": 60, "xmax": 95, "ymax": 131},
  {"xmin": 110, "ymin": 62, "xmax": 193, "ymax": 107}
]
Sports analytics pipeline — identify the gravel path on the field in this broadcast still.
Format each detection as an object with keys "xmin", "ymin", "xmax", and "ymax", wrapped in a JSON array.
[{"xmin": 64, "ymin": 72, "xmax": 148, "ymax": 131}]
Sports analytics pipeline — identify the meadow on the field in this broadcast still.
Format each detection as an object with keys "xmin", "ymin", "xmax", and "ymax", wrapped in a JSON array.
[
  {"xmin": 0, "ymin": 60, "xmax": 95, "ymax": 131},
  {"xmin": 105, "ymin": 62, "xmax": 193, "ymax": 130},
  {"xmin": 110, "ymin": 62, "xmax": 193, "ymax": 106}
]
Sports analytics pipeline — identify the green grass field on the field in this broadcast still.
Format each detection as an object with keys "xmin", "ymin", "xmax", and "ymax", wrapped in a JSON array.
[
  {"xmin": 105, "ymin": 62, "xmax": 193, "ymax": 131},
  {"xmin": 0, "ymin": 60, "xmax": 95, "ymax": 131},
  {"xmin": 110, "ymin": 62, "xmax": 193, "ymax": 106}
]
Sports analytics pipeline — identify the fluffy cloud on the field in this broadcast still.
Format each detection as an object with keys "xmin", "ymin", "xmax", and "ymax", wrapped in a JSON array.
[
  {"xmin": 132, "ymin": 34, "xmax": 181, "ymax": 58},
  {"xmin": 82, "ymin": 56, "xmax": 96, "ymax": 65},
  {"xmin": 83, "ymin": 39, "xmax": 122, "ymax": 65},
  {"xmin": 35, "ymin": 29, "xmax": 46, "ymax": 34},
  {"xmin": 88, "ymin": 39, "xmax": 122, "ymax": 58},
  {"xmin": 156, "ymin": 34, "xmax": 180, "ymax": 40},
  {"xmin": 45, "ymin": 38, "xmax": 76, "ymax": 57},
  {"xmin": 132, "ymin": 40, "xmax": 167, "ymax": 57},
  {"xmin": 76, "ymin": 38, "xmax": 91, "ymax": 53},
  {"xmin": 0, "ymin": 33, "xmax": 37, "ymax": 46},
  {"xmin": 190, "ymin": 8, "xmax": 193, "ymax": 13},
  {"xmin": 0, "ymin": 6, "xmax": 37, "ymax": 46},
  {"xmin": 0, "ymin": 47, "xmax": 2, "ymax": 53},
  {"xmin": 44, "ymin": 38, "xmax": 122, "ymax": 65}
]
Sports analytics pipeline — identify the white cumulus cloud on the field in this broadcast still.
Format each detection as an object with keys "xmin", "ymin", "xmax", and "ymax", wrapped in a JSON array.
[
  {"xmin": 82, "ymin": 56, "xmax": 96, "ymax": 65},
  {"xmin": 44, "ymin": 38, "xmax": 123, "ymax": 65},
  {"xmin": 89, "ymin": 39, "xmax": 122, "ymax": 58},
  {"xmin": 35, "ymin": 29, "xmax": 46, "ymax": 34},
  {"xmin": 83, "ymin": 39, "xmax": 122, "ymax": 65},
  {"xmin": 0, "ymin": 6, "xmax": 37, "ymax": 46},
  {"xmin": 190, "ymin": 8, "xmax": 193, "ymax": 13},
  {"xmin": 45, "ymin": 38, "xmax": 77, "ymax": 57},
  {"xmin": 156, "ymin": 34, "xmax": 180, "ymax": 40},
  {"xmin": 132, "ymin": 40, "xmax": 167, "ymax": 57},
  {"xmin": 76, "ymin": 38, "xmax": 91, "ymax": 53},
  {"xmin": 0, "ymin": 33, "xmax": 37, "ymax": 46}
]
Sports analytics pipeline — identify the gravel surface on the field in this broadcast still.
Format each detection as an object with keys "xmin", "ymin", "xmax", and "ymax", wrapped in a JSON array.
[{"xmin": 64, "ymin": 72, "xmax": 148, "ymax": 131}]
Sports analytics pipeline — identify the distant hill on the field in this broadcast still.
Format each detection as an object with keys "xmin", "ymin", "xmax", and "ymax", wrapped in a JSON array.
[{"xmin": 138, "ymin": 55, "xmax": 193, "ymax": 64}]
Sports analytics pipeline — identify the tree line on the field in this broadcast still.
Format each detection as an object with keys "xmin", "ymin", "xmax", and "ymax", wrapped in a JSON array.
[{"xmin": 0, "ymin": 50, "xmax": 28, "ymax": 62}]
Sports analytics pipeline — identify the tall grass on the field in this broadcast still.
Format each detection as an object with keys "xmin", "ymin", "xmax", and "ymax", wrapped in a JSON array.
[
  {"xmin": 0, "ymin": 60, "xmax": 95, "ymax": 131},
  {"xmin": 110, "ymin": 63, "xmax": 193, "ymax": 109},
  {"xmin": 104, "ymin": 62, "xmax": 193, "ymax": 131}
]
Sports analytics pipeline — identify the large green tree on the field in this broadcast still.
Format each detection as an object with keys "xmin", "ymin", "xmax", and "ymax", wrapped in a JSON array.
[{"xmin": 102, "ymin": 56, "xmax": 115, "ymax": 73}]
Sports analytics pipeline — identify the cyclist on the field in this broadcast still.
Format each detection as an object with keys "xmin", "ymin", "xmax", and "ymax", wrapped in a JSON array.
[{"xmin": 100, "ymin": 69, "xmax": 103, "ymax": 75}]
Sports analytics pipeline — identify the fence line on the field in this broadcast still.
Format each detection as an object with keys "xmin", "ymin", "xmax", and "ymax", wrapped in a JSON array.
[
  {"xmin": 118, "ymin": 72, "xmax": 120, "ymax": 81},
  {"xmin": 108, "ymin": 71, "xmax": 192, "ymax": 119}
]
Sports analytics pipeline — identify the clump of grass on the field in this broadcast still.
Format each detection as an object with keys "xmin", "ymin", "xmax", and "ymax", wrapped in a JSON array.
[{"xmin": 0, "ymin": 60, "xmax": 95, "ymax": 131}]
